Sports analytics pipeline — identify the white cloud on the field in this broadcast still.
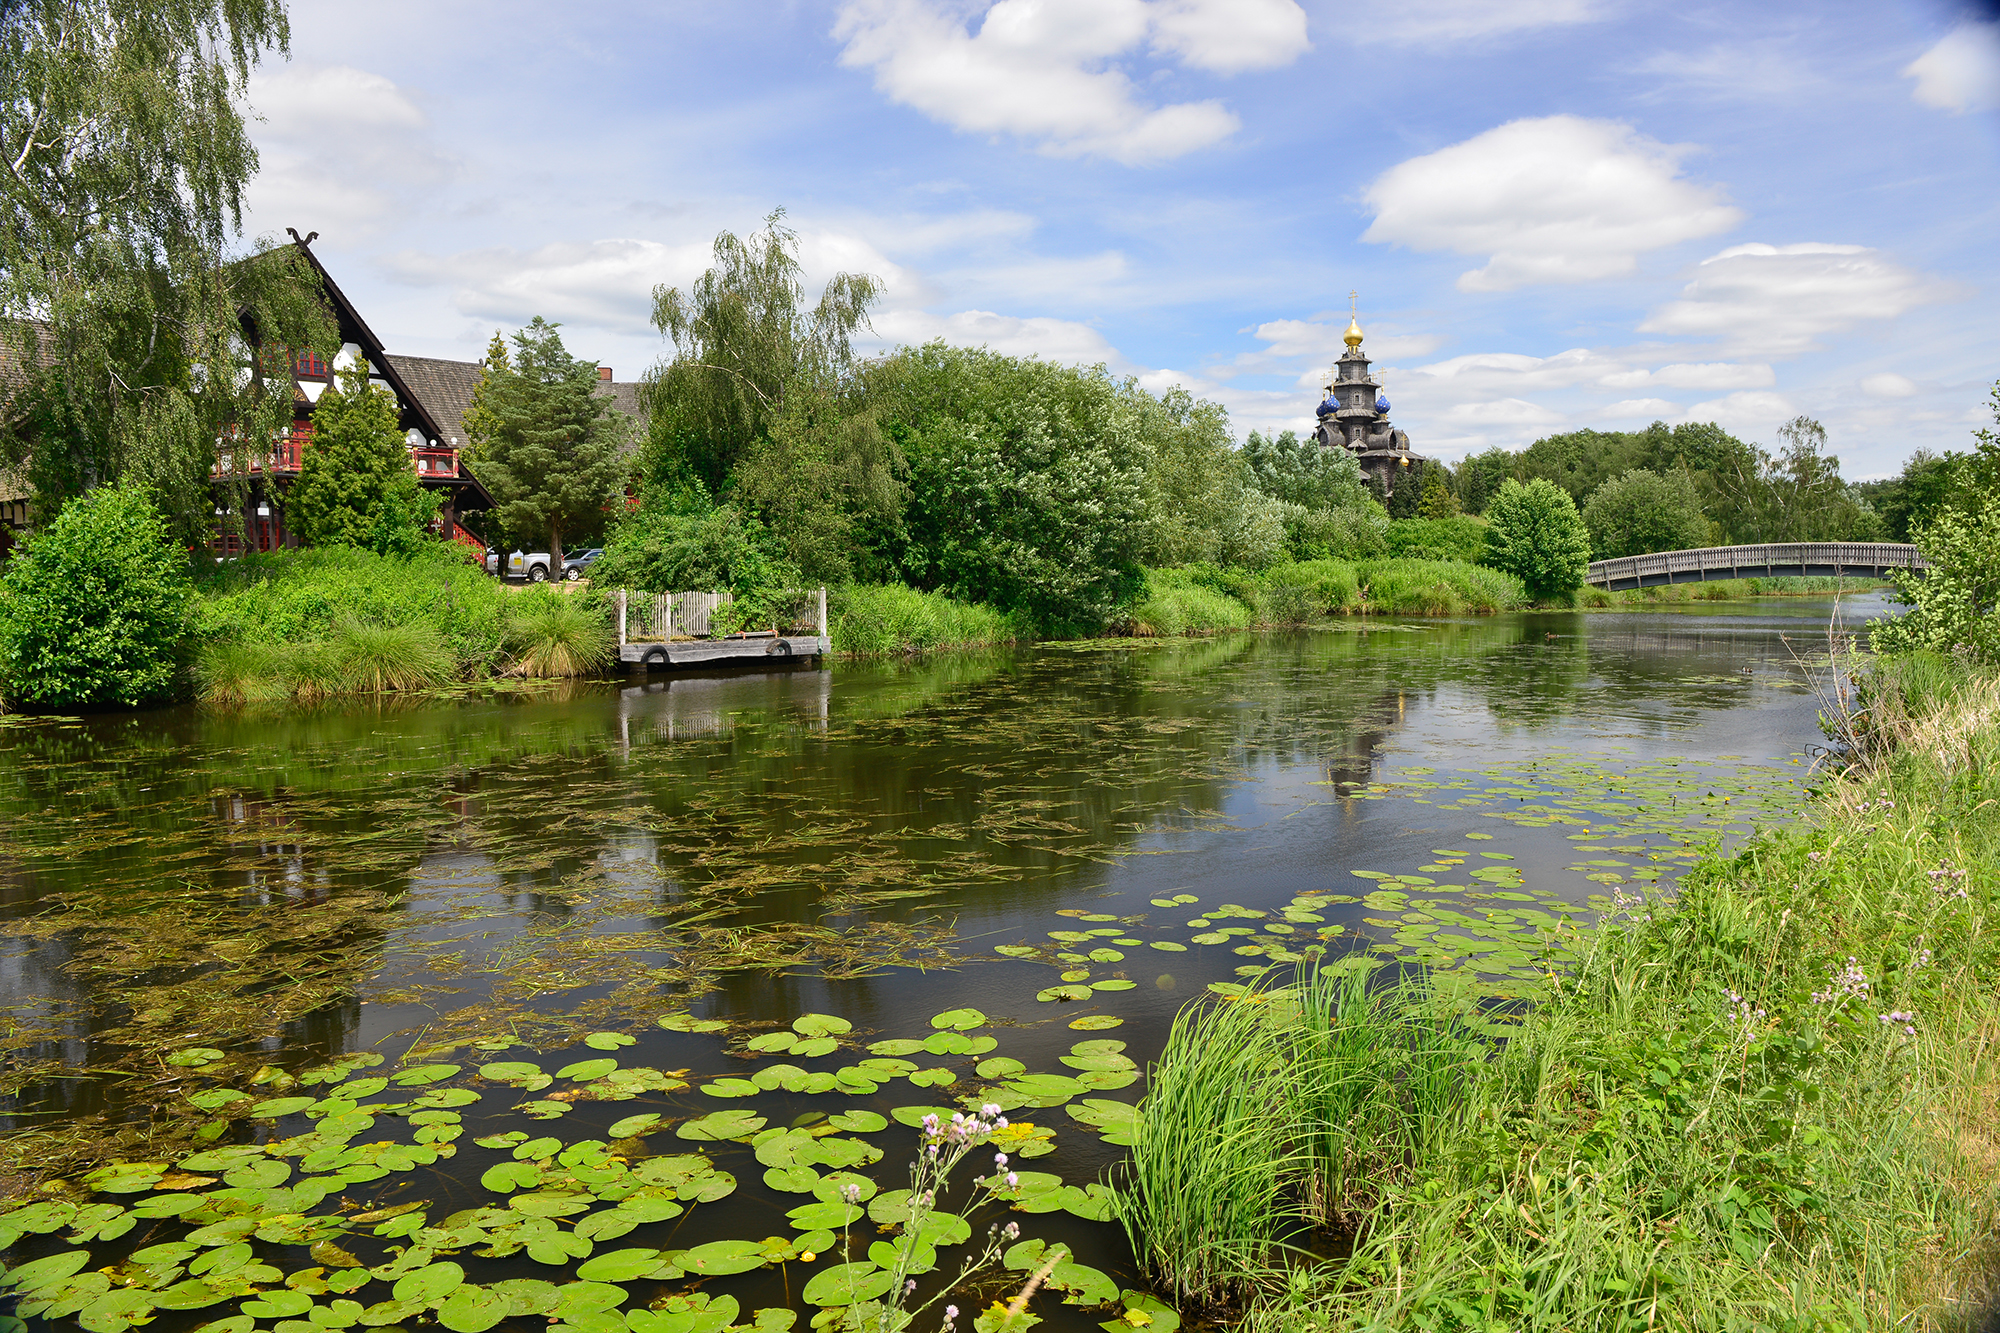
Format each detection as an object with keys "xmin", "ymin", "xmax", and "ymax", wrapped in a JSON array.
[
  {"xmin": 1445, "ymin": 398, "xmax": 1565, "ymax": 425},
  {"xmin": 867, "ymin": 307, "xmax": 1124, "ymax": 364},
  {"xmin": 1598, "ymin": 361, "xmax": 1775, "ymax": 390},
  {"xmin": 1362, "ymin": 116, "xmax": 1742, "ymax": 291},
  {"xmin": 1410, "ymin": 347, "xmax": 1628, "ymax": 391},
  {"xmin": 243, "ymin": 65, "xmax": 459, "ymax": 241},
  {"xmin": 1248, "ymin": 318, "xmax": 1442, "ymax": 363},
  {"xmin": 1639, "ymin": 243, "xmax": 1954, "ymax": 356},
  {"xmin": 383, "ymin": 238, "xmax": 712, "ymax": 335},
  {"xmin": 1861, "ymin": 373, "xmax": 1919, "ymax": 398},
  {"xmin": 831, "ymin": 0, "xmax": 1307, "ymax": 164},
  {"xmin": 1685, "ymin": 390, "xmax": 1799, "ymax": 439},
  {"xmin": 1149, "ymin": 0, "xmax": 1309, "ymax": 72},
  {"xmin": 1357, "ymin": 0, "xmax": 1601, "ymax": 45},
  {"xmin": 1602, "ymin": 397, "xmax": 1683, "ymax": 418},
  {"xmin": 1902, "ymin": 22, "xmax": 2000, "ymax": 113}
]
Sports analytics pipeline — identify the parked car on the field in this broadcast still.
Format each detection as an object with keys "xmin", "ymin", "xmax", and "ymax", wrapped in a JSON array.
[
  {"xmin": 561, "ymin": 548, "xmax": 605, "ymax": 581},
  {"xmin": 487, "ymin": 550, "xmax": 552, "ymax": 582}
]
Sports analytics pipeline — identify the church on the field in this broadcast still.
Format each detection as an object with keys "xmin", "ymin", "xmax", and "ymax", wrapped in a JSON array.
[{"xmin": 1312, "ymin": 305, "xmax": 1425, "ymax": 500}]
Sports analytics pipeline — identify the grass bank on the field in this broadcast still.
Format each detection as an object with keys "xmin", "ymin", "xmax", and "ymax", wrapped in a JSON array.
[
  {"xmin": 828, "ymin": 583, "xmax": 1025, "ymax": 656},
  {"xmin": 1115, "ymin": 660, "xmax": 2000, "ymax": 1331},
  {"xmin": 1582, "ymin": 575, "xmax": 1895, "ymax": 608},
  {"xmin": 1121, "ymin": 559, "xmax": 1526, "ymax": 634},
  {"xmin": 193, "ymin": 547, "xmax": 613, "ymax": 702}
]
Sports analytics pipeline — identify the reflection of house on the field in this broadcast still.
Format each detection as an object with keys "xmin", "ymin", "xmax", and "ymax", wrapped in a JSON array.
[{"xmin": 213, "ymin": 233, "xmax": 498, "ymax": 554}]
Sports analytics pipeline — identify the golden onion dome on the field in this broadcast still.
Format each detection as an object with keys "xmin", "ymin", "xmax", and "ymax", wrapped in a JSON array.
[{"xmin": 1343, "ymin": 315, "xmax": 1364, "ymax": 349}]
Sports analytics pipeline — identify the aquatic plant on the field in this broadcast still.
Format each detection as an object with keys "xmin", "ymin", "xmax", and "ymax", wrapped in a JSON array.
[
  {"xmin": 191, "ymin": 639, "xmax": 285, "ymax": 706},
  {"xmin": 505, "ymin": 589, "xmax": 615, "ymax": 678},
  {"xmin": 829, "ymin": 584, "xmax": 1021, "ymax": 655},
  {"xmin": 335, "ymin": 618, "xmax": 456, "ymax": 692},
  {"xmin": 1353, "ymin": 558, "xmax": 1525, "ymax": 614},
  {"xmin": 1122, "ymin": 571, "xmax": 1253, "ymax": 636}
]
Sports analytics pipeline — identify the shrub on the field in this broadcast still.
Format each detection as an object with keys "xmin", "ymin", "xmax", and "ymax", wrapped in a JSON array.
[
  {"xmin": 335, "ymin": 620, "xmax": 455, "ymax": 692},
  {"xmin": 0, "ymin": 484, "xmax": 193, "ymax": 708},
  {"xmin": 1124, "ymin": 574, "xmax": 1254, "ymax": 636},
  {"xmin": 1355, "ymin": 559, "xmax": 1525, "ymax": 614},
  {"xmin": 1482, "ymin": 477, "xmax": 1592, "ymax": 602},
  {"xmin": 829, "ymin": 583, "xmax": 1020, "ymax": 655},
  {"xmin": 1581, "ymin": 467, "xmax": 1708, "ymax": 560},
  {"xmin": 1279, "ymin": 501, "xmax": 1388, "ymax": 561},
  {"xmin": 505, "ymin": 590, "xmax": 615, "ymax": 678},
  {"xmin": 1869, "ymin": 493, "xmax": 2000, "ymax": 661},
  {"xmin": 593, "ymin": 504, "xmax": 791, "ymax": 597},
  {"xmin": 1260, "ymin": 560, "xmax": 1361, "ymax": 618},
  {"xmin": 1386, "ymin": 515, "xmax": 1487, "ymax": 564}
]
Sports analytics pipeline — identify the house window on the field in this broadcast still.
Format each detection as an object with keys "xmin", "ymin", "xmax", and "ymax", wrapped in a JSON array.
[{"xmin": 294, "ymin": 349, "xmax": 328, "ymax": 378}]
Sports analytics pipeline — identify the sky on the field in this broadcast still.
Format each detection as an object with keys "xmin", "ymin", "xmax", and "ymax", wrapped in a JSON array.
[{"xmin": 237, "ymin": 0, "xmax": 2000, "ymax": 478}]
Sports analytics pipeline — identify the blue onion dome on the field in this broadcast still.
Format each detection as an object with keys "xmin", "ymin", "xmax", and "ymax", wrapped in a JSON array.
[
  {"xmin": 1317, "ymin": 396, "xmax": 1338, "ymax": 417},
  {"xmin": 1375, "ymin": 395, "xmax": 1391, "ymax": 414}
]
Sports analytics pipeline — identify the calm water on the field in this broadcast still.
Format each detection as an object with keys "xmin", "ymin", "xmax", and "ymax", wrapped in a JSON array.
[{"xmin": 0, "ymin": 597, "xmax": 1877, "ymax": 1329}]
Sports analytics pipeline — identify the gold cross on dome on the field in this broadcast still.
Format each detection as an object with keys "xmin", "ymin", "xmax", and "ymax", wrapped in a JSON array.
[{"xmin": 1349, "ymin": 289, "xmax": 1358, "ymax": 314}]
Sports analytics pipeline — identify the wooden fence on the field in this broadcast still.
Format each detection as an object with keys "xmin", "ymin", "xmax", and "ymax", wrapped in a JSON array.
[{"xmin": 616, "ymin": 588, "xmax": 828, "ymax": 644}]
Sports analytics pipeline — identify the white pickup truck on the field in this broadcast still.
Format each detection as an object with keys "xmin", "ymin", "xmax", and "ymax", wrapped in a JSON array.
[{"xmin": 486, "ymin": 550, "xmax": 552, "ymax": 582}]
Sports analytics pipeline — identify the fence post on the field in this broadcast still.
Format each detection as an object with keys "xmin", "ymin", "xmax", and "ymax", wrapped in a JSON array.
[
  {"xmin": 618, "ymin": 589, "xmax": 628, "ymax": 646},
  {"xmin": 817, "ymin": 587, "xmax": 827, "ymax": 639}
]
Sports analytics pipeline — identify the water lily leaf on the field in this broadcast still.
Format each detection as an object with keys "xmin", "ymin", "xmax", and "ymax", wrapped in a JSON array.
[
  {"xmin": 1089, "ymin": 979, "xmax": 1136, "ymax": 991},
  {"xmin": 764, "ymin": 1166, "xmax": 821, "ymax": 1193},
  {"xmin": 677, "ymin": 1240, "xmax": 768, "ymax": 1276},
  {"xmin": 786, "ymin": 1200, "xmax": 862, "ymax": 1231},
  {"xmin": 791, "ymin": 1036, "xmax": 839, "ymax": 1058},
  {"xmin": 481, "ymin": 1161, "xmax": 543, "ymax": 1193},
  {"xmin": 391, "ymin": 1064, "xmax": 461, "ymax": 1087},
  {"xmin": 511, "ymin": 1135, "xmax": 563, "ymax": 1160},
  {"xmin": 746, "ymin": 1032, "xmax": 798, "ymax": 1053},
  {"xmin": 699, "ymin": 1077, "xmax": 760, "ymax": 1098},
  {"xmin": 525, "ymin": 1230, "xmax": 593, "ymax": 1265},
  {"xmin": 993, "ymin": 945, "xmax": 1039, "ymax": 957},
  {"xmin": 436, "ymin": 1284, "xmax": 510, "ymax": 1333},
  {"xmin": 865, "ymin": 1038, "xmax": 926, "ymax": 1056},
  {"xmin": 890, "ymin": 1105, "xmax": 955, "ymax": 1127},
  {"xmin": 908, "ymin": 1067, "xmax": 956, "ymax": 1088},
  {"xmin": 242, "ymin": 1289, "xmax": 314, "ymax": 1318},
  {"xmin": 812, "ymin": 1171, "xmax": 878, "ymax": 1205},
  {"xmin": 608, "ymin": 1113, "xmax": 663, "ymax": 1139},
  {"xmin": 222, "ymin": 1158, "xmax": 290, "ymax": 1189},
  {"xmin": 165, "ymin": 1048, "xmax": 226, "ymax": 1068},
  {"xmin": 676, "ymin": 1110, "xmax": 765, "ymax": 1141},
  {"xmin": 1036, "ymin": 985, "xmax": 1091, "ymax": 1002},
  {"xmin": 791, "ymin": 1013, "xmax": 852, "ymax": 1038},
  {"xmin": 0, "ymin": 1250, "xmax": 90, "ymax": 1292},
  {"xmin": 1068, "ymin": 1016, "xmax": 1123, "ymax": 1030},
  {"xmin": 811, "ymin": 1138, "xmax": 882, "ymax": 1169},
  {"xmin": 552, "ymin": 1281, "xmax": 627, "ymax": 1316},
  {"xmin": 581, "ymin": 1031, "xmax": 635, "ymax": 1051},
  {"xmin": 1102, "ymin": 1292, "xmax": 1181, "ymax": 1333},
  {"xmin": 557, "ymin": 1058, "xmax": 618, "ymax": 1081},
  {"xmin": 801, "ymin": 1262, "xmax": 891, "ymax": 1307},
  {"xmin": 657, "ymin": 1015, "xmax": 727, "ymax": 1033},
  {"xmin": 575, "ymin": 1249, "xmax": 662, "ymax": 1282},
  {"xmin": 751, "ymin": 1063, "xmax": 810, "ymax": 1091},
  {"xmin": 509, "ymin": 1192, "xmax": 593, "ymax": 1217},
  {"xmin": 826, "ymin": 1110, "xmax": 887, "ymax": 1133},
  {"xmin": 929, "ymin": 1008, "xmax": 986, "ymax": 1030},
  {"xmin": 975, "ymin": 1057, "xmax": 1026, "ymax": 1079},
  {"xmin": 187, "ymin": 1088, "xmax": 250, "ymax": 1111},
  {"xmin": 310, "ymin": 1238, "xmax": 364, "ymax": 1268}
]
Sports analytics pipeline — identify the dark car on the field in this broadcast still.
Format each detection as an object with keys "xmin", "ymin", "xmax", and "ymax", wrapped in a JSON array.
[{"xmin": 561, "ymin": 548, "xmax": 605, "ymax": 581}]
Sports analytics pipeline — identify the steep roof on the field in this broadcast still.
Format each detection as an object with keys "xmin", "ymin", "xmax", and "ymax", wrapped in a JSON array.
[{"xmin": 384, "ymin": 354, "xmax": 483, "ymax": 450}]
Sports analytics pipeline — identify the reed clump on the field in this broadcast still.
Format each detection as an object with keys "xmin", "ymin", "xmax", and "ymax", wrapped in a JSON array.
[
  {"xmin": 829, "ymin": 583, "xmax": 1023, "ymax": 655},
  {"xmin": 1120, "ymin": 660, "xmax": 2000, "ymax": 1331},
  {"xmin": 504, "ymin": 589, "xmax": 615, "ymax": 678}
]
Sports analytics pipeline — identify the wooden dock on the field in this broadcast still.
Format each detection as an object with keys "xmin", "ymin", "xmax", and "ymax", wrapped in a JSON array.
[{"xmin": 614, "ymin": 588, "xmax": 831, "ymax": 672}]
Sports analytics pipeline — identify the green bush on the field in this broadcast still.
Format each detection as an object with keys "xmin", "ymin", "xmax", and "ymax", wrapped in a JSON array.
[
  {"xmin": 1278, "ymin": 501, "xmax": 1388, "ymax": 561},
  {"xmin": 1124, "ymin": 570, "xmax": 1254, "ymax": 636},
  {"xmin": 1581, "ymin": 467, "xmax": 1709, "ymax": 560},
  {"xmin": 289, "ymin": 358, "xmax": 440, "ymax": 556},
  {"xmin": 334, "ymin": 620, "xmax": 455, "ymax": 692},
  {"xmin": 504, "ymin": 589, "xmax": 615, "ymax": 678},
  {"xmin": 1869, "ymin": 493, "xmax": 2000, "ymax": 660},
  {"xmin": 1355, "ymin": 559, "xmax": 1526, "ymax": 614},
  {"xmin": 828, "ymin": 584, "xmax": 1020, "ymax": 655},
  {"xmin": 1259, "ymin": 560, "xmax": 1361, "ymax": 619},
  {"xmin": 1482, "ymin": 477, "xmax": 1592, "ymax": 602},
  {"xmin": 0, "ymin": 484, "xmax": 194, "ymax": 708},
  {"xmin": 1385, "ymin": 515, "xmax": 1488, "ymax": 563},
  {"xmin": 593, "ymin": 504, "xmax": 791, "ymax": 597}
]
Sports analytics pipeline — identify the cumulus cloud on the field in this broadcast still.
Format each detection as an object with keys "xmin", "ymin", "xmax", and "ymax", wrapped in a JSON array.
[
  {"xmin": 831, "ymin": 0, "xmax": 1308, "ymax": 164},
  {"xmin": 867, "ymin": 307, "xmax": 1125, "ymax": 364},
  {"xmin": 1361, "ymin": 116, "xmax": 1742, "ymax": 291},
  {"xmin": 243, "ymin": 65, "xmax": 459, "ymax": 241},
  {"xmin": 1602, "ymin": 398, "xmax": 1684, "ymax": 418},
  {"xmin": 1903, "ymin": 22, "xmax": 2000, "ymax": 113},
  {"xmin": 383, "ymin": 238, "xmax": 715, "ymax": 335},
  {"xmin": 1598, "ymin": 361, "xmax": 1776, "ymax": 390},
  {"xmin": 1444, "ymin": 397, "xmax": 1566, "ymax": 425},
  {"xmin": 1685, "ymin": 390, "xmax": 1799, "ymax": 439},
  {"xmin": 1862, "ymin": 373, "xmax": 1919, "ymax": 398},
  {"xmin": 1639, "ymin": 243, "xmax": 1954, "ymax": 356},
  {"xmin": 1248, "ymin": 318, "xmax": 1442, "ymax": 364}
]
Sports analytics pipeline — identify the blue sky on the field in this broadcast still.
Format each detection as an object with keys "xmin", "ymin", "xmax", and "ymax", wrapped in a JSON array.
[{"xmin": 240, "ymin": 0, "xmax": 2000, "ymax": 477}]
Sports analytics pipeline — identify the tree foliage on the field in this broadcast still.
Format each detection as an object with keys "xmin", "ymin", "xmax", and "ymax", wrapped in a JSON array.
[
  {"xmin": 644, "ymin": 209, "xmax": 882, "ymax": 496},
  {"xmin": 1482, "ymin": 477, "xmax": 1592, "ymax": 601},
  {"xmin": 591, "ymin": 505, "xmax": 786, "ymax": 597},
  {"xmin": 1868, "ymin": 494, "xmax": 2000, "ymax": 661},
  {"xmin": 1242, "ymin": 429, "xmax": 1368, "ymax": 511},
  {"xmin": 1581, "ymin": 467, "xmax": 1709, "ymax": 560},
  {"xmin": 467, "ymin": 318, "xmax": 630, "ymax": 571},
  {"xmin": 0, "ymin": 0, "xmax": 334, "ymax": 543},
  {"xmin": 1416, "ymin": 460, "xmax": 1459, "ymax": 518},
  {"xmin": 288, "ymin": 357, "xmax": 437, "ymax": 555},
  {"xmin": 0, "ymin": 483, "xmax": 192, "ymax": 706}
]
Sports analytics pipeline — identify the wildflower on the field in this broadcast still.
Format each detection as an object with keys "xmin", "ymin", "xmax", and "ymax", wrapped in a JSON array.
[
  {"xmin": 1807, "ymin": 851, "xmax": 1822, "ymax": 863},
  {"xmin": 800, "ymin": 1252, "xmax": 817, "ymax": 1262},
  {"xmin": 982, "ymin": 1103, "xmax": 1002, "ymax": 1117},
  {"xmin": 1003, "ymin": 1222, "xmax": 1019, "ymax": 1239},
  {"xmin": 1811, "ymin": 957, "xmax": 1869, "ymax": 1005},
  {"xmin": 994, "ymin": 1152, "xmax": 1008, "ymax": 1169},
  {"xmin": 1006, "ymin": 1172, "xmax": 1019, "ymax": 1189},
  {"xmin": 907, "ymin": 1281, "xmax": 919, "ymax": 1295},
  {"xmin": 841, "ymin": 1183, "xmax": 862, "ymax": 1205}
]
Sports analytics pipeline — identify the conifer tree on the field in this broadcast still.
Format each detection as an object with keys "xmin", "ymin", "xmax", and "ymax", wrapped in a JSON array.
[
  {"xmin": 1417, "ymin": 461, "xmax": 1460, "ymax": 518},
  {"xmin": 288, "ymin": 358, "xmax": 435, "ymax": 554},
  {"xmin": 468, "ymin": 318, "xmax": 628, "ymax": 572}
]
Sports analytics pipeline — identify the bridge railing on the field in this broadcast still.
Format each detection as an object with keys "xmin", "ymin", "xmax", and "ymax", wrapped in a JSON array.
[{"xmin": 1586, "ymin": 542, "xmax": 1926, "ymax": 589}]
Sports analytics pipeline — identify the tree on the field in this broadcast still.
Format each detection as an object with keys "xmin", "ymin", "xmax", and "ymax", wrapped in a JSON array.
[
  {"xmin": 288, "ymin": 357, "xmax": 437, "ymax": 555},
  {"xmin": 1455, "ymin": 447, "xmax": 1517, "ymax": 515},
  {"xmin": 644, "ymin": 209, "xmax": 882, "ymax": 497},
  {"xmin": 1134, "ymin": 390, "xmax": 1285, "ymax": 569},
  {"xmin": 592, "ymin": 505, "xmax": 786, "ymax": 596},
  {"xmin": 468, "ymin": 318, "xmax": 630, "ymax": 573},
  {"xmin": 1483, "ymin": 478, "xmax": 1591, "ymax": 602},
  {"xmin": 0, "ymin": 0, "xmax": 335, "ymax": 545},
  {"xmin": 1519, "ymin": 429, "xmax": 1645, "ymax": 505},
  {"xmin": 1241, "ymin": 429, "xmax": 1370, "ymax": 512},
  {"xmin": 1416, "ymin": 460, "xmax": 1459, "ymax": 518},
  {"xmin": 1868, "ymin": 493, "xmax": 2000, "ymax": 661},
  {"xmin": 1581, "ymin": 468, "xmax": 1708, "ymax": 560},
  {"xmin": 0, "ymin": 484, "xmax": 192, "ymax": 707}
]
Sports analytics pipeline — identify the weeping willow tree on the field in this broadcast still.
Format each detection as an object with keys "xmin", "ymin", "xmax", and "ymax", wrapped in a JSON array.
[{"xmin": 0, "ymin": 0, "xmax": 333, "ymax": 547}]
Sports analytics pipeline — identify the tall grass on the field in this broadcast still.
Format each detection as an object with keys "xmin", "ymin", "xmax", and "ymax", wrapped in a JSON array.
[
  {"xmin": 1354, "ymin": 558, "xmax": 1525, "ymax": 614},
  {"xmin": 829, "ymin": 583, "xmax": 1022, "ymax": 655},
  {"xmin": 504, "ymin": 590, "xmax": 615, "ymax": 678},
  {"xmin": 1124, "ymin": 568, "xmax": 1255, "ymax": 635},
  {"xmin": 1581, "ymin": 575, "xmax": 1893, "ymax": 607},
  {"xmin": 1122, "ymin": 662, "xmax": 2000, "ymax": 1330}
]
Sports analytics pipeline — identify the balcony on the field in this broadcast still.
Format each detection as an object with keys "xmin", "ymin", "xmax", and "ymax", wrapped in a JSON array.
[
  {"xmin": 414, "ymin": 448, "xmax": 460, "ymax": 478},
  {"xmin": 213, "ymin": 436, "xmax": 463, "ymax": 481}
]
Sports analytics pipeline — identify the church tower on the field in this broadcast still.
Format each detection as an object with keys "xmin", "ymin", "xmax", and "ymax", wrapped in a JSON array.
[{"xmin": 1313, "ymin": 295, "xmax": 1423, "ymax": 497}]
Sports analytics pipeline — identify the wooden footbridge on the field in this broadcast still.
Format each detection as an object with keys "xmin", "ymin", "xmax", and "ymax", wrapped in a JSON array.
[{"xmin": 1586, "ymin": 542, "xmax": 1926, "ymax": 591}]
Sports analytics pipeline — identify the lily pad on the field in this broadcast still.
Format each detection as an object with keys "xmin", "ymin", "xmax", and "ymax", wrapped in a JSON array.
[
  {"xmin": 801, "ymin": 1263, "xmax": 893, "ymax": 1307},
  {"xmin": 929, "ymin": 1008, "xmax": 986, "ymax": 1030}
]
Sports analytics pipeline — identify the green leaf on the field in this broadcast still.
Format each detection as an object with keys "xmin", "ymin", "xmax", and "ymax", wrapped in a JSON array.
[
  {"xmin": 786, "ymin": 1200, "xmax": 862, "ymax": 1230},
  {"xmin": 583, "ymin": 1032, "xmax": 636, "ymax": 1051},
  {"xmin": 242, "ymin": 1290, "xmax": 314, "ymax": 1318},
  {"xmin": 481, "ymin": 1161, "xmax": 543, "ymax": 1193},
  {"xmin": 391, "ymin": 1262, "xmax": 465, "ymax": 1305},
  {"xmin": 436, "ymin": 1284, "xmax": 511, "ymax": 1333},
  {"xmin": 509, "ymin": 1192, "xmax": 594, "ymax": 1217},
  {"xmin": 1089, "ymin": 979, "xmax": 1136, "ymax": 991},
  {"xmin": 657, "ymin": 1014, "xmax": 728, "ymax": 1033},
  {"xmin": 187, "ymin": 1088, "xmax": 250, "ymax": 1110},
  {"xmin": 676, "ymin": 1110, "xmax": 766, "ymax": 1141},
  {"xmin": 165, "ymin": 1048, "xmax": 226, "ymax": 1067},
  {"xmin": 608, "ymin": 1113, "xmax": 663, "ymax": 1139},
  {"xmin": 556, "ymin": 1058, "xmax": 618, "ymax": 1081},
  {"xmin": 929, "ymin": 1008, "xmax": 986, "ymax": 1030},
  {"xmin": 0, "ymin": 1251, "xmax": 90, "ymax": 1292},
  {"xmin": 826, "ymin": 1110, "xmax": 887, "ymax": 1133},
  {"xmin": 1036, "ymin": 985, "xmax": 1091, "ymax": 1002},
  {"xmin": 801, "ymin": 1262, "xmax": 892, "ymax": 1307},
  {"xmin": 676, "ymin": 1240, "xmax": 768, "ymax": 1276},
  {"xmin": 575, "ymin": 1249, "xmax": 662, "ymax": 1282},
  {"xmin": 699, "ymin": 1077, "xmax": 760, "ymax": 1098}
]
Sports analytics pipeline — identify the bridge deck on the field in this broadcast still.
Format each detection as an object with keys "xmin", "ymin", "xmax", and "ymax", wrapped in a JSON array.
[{"xmin": 1586, "ymin": 542, "xmax": 1925, "ymax": 590}]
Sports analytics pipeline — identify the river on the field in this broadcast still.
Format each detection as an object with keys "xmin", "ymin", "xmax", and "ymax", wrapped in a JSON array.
[{"xmin": 0, "ymin": 596, "xmax": 1881, "ymax": 1330}]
